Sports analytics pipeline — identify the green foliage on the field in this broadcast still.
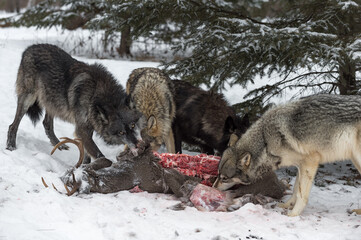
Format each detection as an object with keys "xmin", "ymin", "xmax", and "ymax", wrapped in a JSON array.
[
  {"xmin": 162, "ymin": 1, "xmax": 361, "ymax": 89},
  {"xmin": 15, "ymin": 0, "xmax": 104, "ymax": 29},
  {"xmin": 10, "ymin": 0, "xmax": 361, "ymax": 116}
]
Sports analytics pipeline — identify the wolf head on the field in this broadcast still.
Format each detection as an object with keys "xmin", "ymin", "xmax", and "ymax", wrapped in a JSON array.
[
  {"xmin": 213, "ymin": 132, "xmax": 270, "ymax": 191},
  {"xmin": 91, "ymin": 100, "xmax": 145, "ymax": 150},
  {"xmin": 213, "ymin": 146, "xmax": 253, "ymax": 190},
  {"xmin": 127, "ymin": 93, "xmax": 166, "ymax": 152}
]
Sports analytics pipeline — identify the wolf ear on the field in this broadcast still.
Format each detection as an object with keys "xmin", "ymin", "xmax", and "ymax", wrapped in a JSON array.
[
  {"xmin": 237, "ymin": 152, "xmax": 251, "ymax": 170},
  {"xmin": 224, "ymin": 116, "xmax": 236, "ymax": 133},
  {"xmin": 147, "ymin": 115, "xmax": 157, "ymax": 131},
  {"xmin": 96, "ymin": 105, "xmax": 108, "ymax": 125}
]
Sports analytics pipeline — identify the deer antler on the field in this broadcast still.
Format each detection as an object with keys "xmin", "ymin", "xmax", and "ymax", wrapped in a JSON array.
[
  {"xmin": 51, "ymin": 137, "xmax": 84, "ymax": 168},
  {"xmin": 42, "ymin": 174, "xmax": 79, "ymax": 196},
  {"xmin": 63, "ymin": 173, "xmax": 79, "ymax": 196},
  {"xmin": 42, "ymin": 137, "xmax": 84, "ymax": 196}
]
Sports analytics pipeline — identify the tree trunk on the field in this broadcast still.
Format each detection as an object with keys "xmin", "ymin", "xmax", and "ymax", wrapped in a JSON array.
[
  {"xmin": 27, "ymin": 0, "xmax": 35, "ymax": 8},
  {"xmin": 338, "ymin": 54, "xmax": 356, "ymax": 95},
  {"xmin": 15, "ymin": 0, "xmax": 20, "ymax": 13},
  {"xmin": 117, "ymin": 25, "xmax": 132, "ymax": 57}
]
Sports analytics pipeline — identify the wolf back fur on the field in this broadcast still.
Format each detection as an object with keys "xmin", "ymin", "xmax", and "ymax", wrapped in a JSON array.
[
  {"xmin": 172, "ymin": 80, "xmax": 249, "ymax": 155},
  {"xmin": 126, "ymin": 67, "xmax": 176, "ymax": 153},
  {"xmin": 7, "ymin": 44, "xmax": 143, "ymax": 161},
  {"xmin": 215, "ymin": 94, "xmax": 361, "ymax": 216}
]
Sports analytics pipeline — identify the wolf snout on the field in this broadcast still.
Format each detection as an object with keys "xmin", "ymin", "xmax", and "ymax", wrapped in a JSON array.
[
  {"xmin": 136, "ymin": 139, "xmax": 145, "ymax": 147},
  {"xmin": 130, "ymin": 147, "xmax": 139, "ymax": 156}
]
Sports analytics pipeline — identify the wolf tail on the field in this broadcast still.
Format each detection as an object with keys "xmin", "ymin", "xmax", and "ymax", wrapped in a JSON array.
[{"xmin": 26, "ymin": 100, "xmax": 43, "ymax": 125}]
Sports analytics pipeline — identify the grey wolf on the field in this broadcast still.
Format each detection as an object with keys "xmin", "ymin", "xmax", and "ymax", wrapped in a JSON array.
[
  {"xmin": 6, "ymin": 44, "xmax": 143, "ymax": 163},
  {"xmin": 126, "ymin": 67, "xmax": 176, "ymax": 153},
  {"xmin": 214, "ymin": 94, "xmax": 361, "ymax": 216},
  {"xmin": 172, "ymin": 79, "xmax": 249, "ymax": 155}
]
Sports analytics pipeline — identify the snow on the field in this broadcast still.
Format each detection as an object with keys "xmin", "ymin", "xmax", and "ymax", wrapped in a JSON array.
[
  {"xmin": 0, "ymin": 22, "xmax": 360, "ymax": 240},
  {"xmin": 339, "ymin": 0, "xmax": 359, "ymax": 10}
]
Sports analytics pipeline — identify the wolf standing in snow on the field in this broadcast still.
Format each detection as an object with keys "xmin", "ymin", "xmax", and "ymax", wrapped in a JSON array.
[
  {"xmin": 213, "ymin": 94, "xmax": 361, "ymax": 216},
  {"xmin": 7, "ymin": 44, "xmax": 143, "ymax": 164},
  {"xmin": 126, "ymin": 67, "xmax": 176, "ymax": 153},
  {"xmin": 172, "ymin": 80, "xmax": 249, "ymax": 155}
]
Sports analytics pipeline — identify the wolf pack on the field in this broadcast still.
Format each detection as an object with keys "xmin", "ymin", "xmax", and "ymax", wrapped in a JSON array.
[{"xmin": 5, "ymin": 44, "xmax": 361, "ymax": 217}]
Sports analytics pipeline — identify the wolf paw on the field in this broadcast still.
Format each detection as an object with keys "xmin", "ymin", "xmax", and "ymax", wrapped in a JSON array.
[
  {"xmin": 277, "ymin": 200, "xmax": 295, "ymax": 210},
  {"xmin": 277, "ymin": 202, "xmax": 290, "ymax": 209},
  {"xmin": 6, "ymin": 145, "xmax": 16, "ymax": 151},
  {"xmin": 287, "ymin": 210, "xmax": 301, "ymax": 217},
  {"xmin": 56, "ymin": 144, "xmax": 69, "ymax": 150},
  {"xmin": 351, "ymin": 209, "xmax": 361, "ymax": 215}
]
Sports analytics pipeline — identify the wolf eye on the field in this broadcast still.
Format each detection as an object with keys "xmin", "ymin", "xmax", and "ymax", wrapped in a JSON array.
[
  {"xmin": 119, "ymin": 131, "xmax": 125, "ymax": 135},
  {"xmin": 221, "ymin": 176, "xmax": 229, "ymax": 182},
  {"xmin": 131, "ymin": 123, "xmax": 135, "ymax": 129}
]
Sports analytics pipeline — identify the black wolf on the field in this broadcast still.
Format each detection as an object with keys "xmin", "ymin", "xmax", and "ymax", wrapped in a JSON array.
[
  {"xmin": 172, "ymin": 80, "xmax": 249, "ymax": 155},
  {"xmin": 6, "ymin": 44, "xmax": 143, "ymax": 162}
]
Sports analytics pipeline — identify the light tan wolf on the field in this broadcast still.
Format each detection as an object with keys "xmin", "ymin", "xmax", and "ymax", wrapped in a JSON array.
[
  {"xmin": 213, "ymin": 94, "xmax": 361, "ymax": 216},
  {"xmin": 126, "ymin": 67, "xmax": 176, "ymax": 153}
]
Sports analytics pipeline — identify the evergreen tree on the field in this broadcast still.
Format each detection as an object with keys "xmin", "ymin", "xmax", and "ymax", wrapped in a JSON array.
[
  {"xmin": 10, "ymin": 0, "xmax": 361, "ymax": 116},
  {"xmin": 14, "ymin": 0, "xmax": 134, "ymax": 57},
  {"xmin": 115, "ymin": 0, "xmax": 361, "ymax": 114}
]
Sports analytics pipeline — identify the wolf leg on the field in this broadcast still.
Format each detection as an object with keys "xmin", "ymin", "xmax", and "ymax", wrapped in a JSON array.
[
  {"xmin": 73, "ymin": 129, "xmax": 94, "ymax": 164},
  {"xmin": 164, "ymin": 129, "xmax": 176, "ymax": 153},
  {"xmin": 75, "ymin": 125, "xmax": 111, "ymax": 166},
  {"xmin": 288, "ymin": 158, "xmax": 319, "ymax": 217},
  {"xmin": 43, "ymin": 112, "xmax": 69, "ymax": 150},
  {"xmin": 7, "ymin": 94, "xmax": 34, "ymax": 150},
  {"xmin": 350, "ymin": 153, "xmax": 361, "ymax": 175},
  {"xmin": 350, "ymin": 152, "xmax": 361, "ymax": 214},
  {"xmin": 173, "ymin": 123, "xmax": 182, "ymax": 154},
  {"xmin": 201, "ymin": 145, "xmax": 215, "ymax": 155},
  {"xmin": 278, "ymin": 172, "xmax": 299, "ymax": 209}
]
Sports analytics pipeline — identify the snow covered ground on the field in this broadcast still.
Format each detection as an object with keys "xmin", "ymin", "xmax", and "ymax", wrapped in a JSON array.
[{"xmin": 0, "ymin": 21, "xmax": 360, "ymax": 240}]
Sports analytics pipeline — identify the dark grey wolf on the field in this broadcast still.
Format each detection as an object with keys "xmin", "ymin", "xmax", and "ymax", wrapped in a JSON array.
[
  {"xmin": 172, "ymin": 80, "xmax": 249, "ymax": 155},
  {"xmin": 126, "ymin": 67, "xmax": 176, "ymax": 153},
  {"xmin": 6, "ymin": 44, "xmax": 143, "ymax": 162},
  {"xmin": 214, "ymin": 94, "xmax": 361, "ymax": 216}
]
